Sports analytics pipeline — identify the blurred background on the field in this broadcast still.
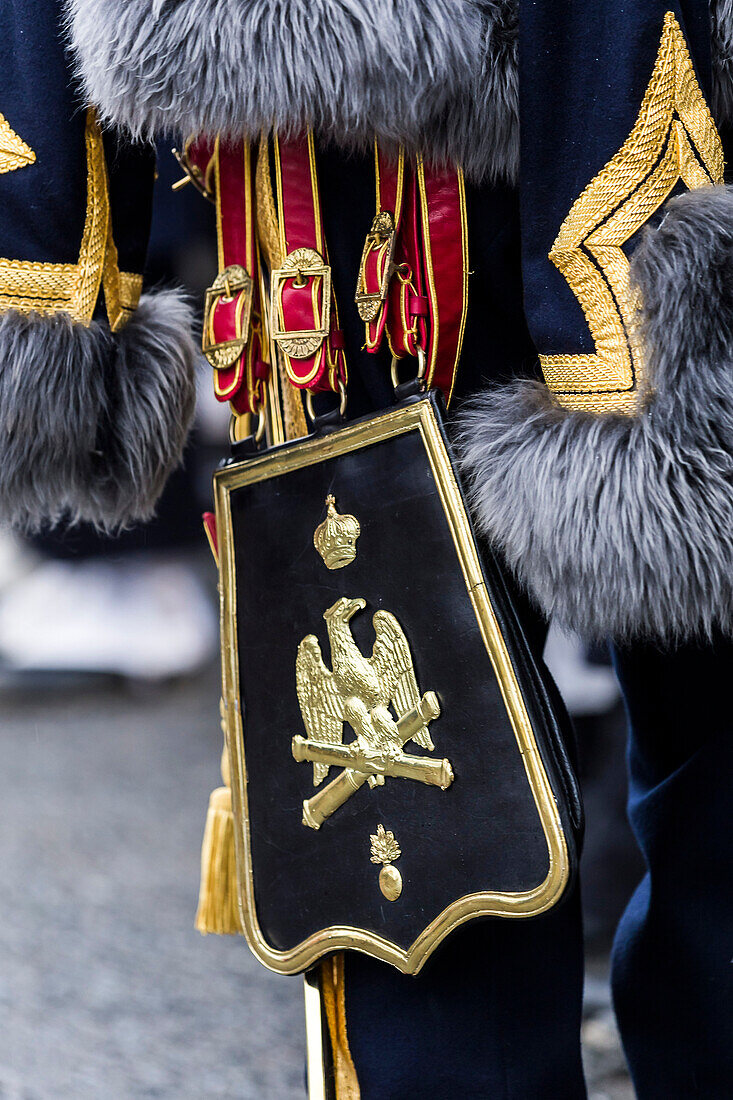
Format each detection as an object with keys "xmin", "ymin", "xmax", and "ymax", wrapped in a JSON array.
[{"xmin": 0, "ymin": 149, "xmax": 640, "ymax": 1100}]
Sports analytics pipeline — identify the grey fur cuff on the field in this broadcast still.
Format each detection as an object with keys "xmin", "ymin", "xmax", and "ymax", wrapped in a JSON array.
[
  {"xmin": 66, "ymin": 0, "xmax": 519, "ymax": 184},
  {"xmin": 457, "ymin": 186, "xmax": 733, "ymax": 643},
  {"xmin": 0, "ymin": 288, "xmax": 197, "ymax": 533}
]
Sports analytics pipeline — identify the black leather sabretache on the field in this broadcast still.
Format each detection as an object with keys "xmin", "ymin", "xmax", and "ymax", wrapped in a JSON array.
[{"xmin": 214, "ymin": 393, "xmax": 580, "ymax": 975}]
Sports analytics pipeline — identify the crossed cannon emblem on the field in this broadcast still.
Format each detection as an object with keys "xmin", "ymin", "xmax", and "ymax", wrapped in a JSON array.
[{"xmin": 292, "ymin": 596, "xmax": 454, "ymax": 829}]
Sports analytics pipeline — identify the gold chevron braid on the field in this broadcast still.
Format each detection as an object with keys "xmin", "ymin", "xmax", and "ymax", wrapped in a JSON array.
[
  {"xmin": 0, "ymin": 113, "xmax": 35, "ymax": 174},
  {"xmin": 540, "ymin": 11, "xmax": 724, "ymax": 414},
  {"xmin": 0, "ymin": 109, "xmax": 140, "ymax": 328}
]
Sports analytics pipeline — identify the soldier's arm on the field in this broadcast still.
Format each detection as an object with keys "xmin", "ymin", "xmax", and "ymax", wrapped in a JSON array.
[
  {"xmin": 458, "ymin": 0, "xmax": 733, "ymax": 643},
  {"xmin": 0, "ymin": 2, "xmax": 197, "ymax": 532}
]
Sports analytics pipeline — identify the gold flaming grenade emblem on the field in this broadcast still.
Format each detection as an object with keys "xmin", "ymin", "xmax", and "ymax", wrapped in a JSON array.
[
  {"xmin": 370, "ymin": 824, "xmax": 403, "ymax": 901},
  {"xmin": 313, "ymin": 496, "xmax": 361, "ymax": 570}
]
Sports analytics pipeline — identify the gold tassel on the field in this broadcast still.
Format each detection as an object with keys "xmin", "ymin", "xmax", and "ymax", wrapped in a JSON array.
[
  {"xmin": 195, "ymin": 711, "xmax": 245, "ymax": 936},
  {"xmin": 194, "ymin": 783, "xmax": 245, "ymax": 936}
]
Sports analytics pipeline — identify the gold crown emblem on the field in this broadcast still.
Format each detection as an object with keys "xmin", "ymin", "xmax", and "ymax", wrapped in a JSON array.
[{"xmin": 314, "ymin": 495, "xmax": 361, "ymax": 570}]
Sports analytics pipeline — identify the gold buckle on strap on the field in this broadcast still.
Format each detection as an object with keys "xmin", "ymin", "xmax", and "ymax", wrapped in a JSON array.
[
  {"xmin": 355, "ymin": 211, "xmax": 396, "ymax": 323},
  {"xmin": 271, "ymin": 248, "xmax": 332, "ymax": 360},
  {"xmin": 202, "ymin": 265, "xmax": 254, "ymax": 370}
]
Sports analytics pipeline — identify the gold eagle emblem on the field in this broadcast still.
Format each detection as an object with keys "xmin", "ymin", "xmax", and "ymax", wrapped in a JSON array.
[{"xmin": 292, "ymin": 596, "xmax": 453, "ymax": 829}]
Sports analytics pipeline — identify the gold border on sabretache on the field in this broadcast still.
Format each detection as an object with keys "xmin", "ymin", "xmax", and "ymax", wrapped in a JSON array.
[{"xmin": 214, "ymin": 400, "xmax": 570, "ymax": 977}]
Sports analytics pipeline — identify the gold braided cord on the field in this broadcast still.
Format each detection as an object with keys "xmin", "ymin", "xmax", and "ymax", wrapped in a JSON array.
[
  {"xmin": 0, "ymin": 110, "xmax": 141, "ymax": 328},
  {"xmin": 255, "ymin": 136, "xmax": 282, "ymax": 272},
  {"xmin": 256, "ymin": 135, "xmax": 309, "ymax": 440},
  {"xmin": 102, "ymin": 221, "xmax": 124, "ymax": 331},
  {"xmin": 540, "ymin": 11, "xmax": 724, "ymax": 414},
  {"xmin": 71, "ymin": 109, "xmax": 110, "ymax": 323},
  {"xmin": 102, "ymin": 215, "xmax": 143, "ymax": 332}
]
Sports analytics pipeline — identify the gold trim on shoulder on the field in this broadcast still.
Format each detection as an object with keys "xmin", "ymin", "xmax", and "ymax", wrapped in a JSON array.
[
  {"xmin": 0, "ymin": 109, "xmax": 141, "ymax": 330},
  {"xmin": 0, "ymin": 113, "xmax": 36, "ymax": 175},
  {"xmin": 541, "ymin": 11, "xmax": 724, "ymax": 415}
]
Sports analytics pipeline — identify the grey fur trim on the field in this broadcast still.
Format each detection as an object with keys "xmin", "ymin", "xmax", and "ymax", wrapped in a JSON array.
[
  {"xmin": 439, "ymin": 1, "xmax": 519, "ymax": 183},
  {"xmin": 456, "ymin": 186, "xmax": 733, "ymax": 643},
  {"xmin": 66, "ymin": 0, "xmax": 519, "ymax": 183},
  {"xmin": 711, "ymin": 0, "xmax": 733, "ymax": 121},
  {"xmin": 0, "ymin": 288, "xmax": 197, "ymax": 533}
]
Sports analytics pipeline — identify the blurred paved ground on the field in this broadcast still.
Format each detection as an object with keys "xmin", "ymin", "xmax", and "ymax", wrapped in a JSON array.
[
  {"xmin": 0, "ymin": 667, "xmax": 304, "ymax": 1100},
  {"xmin": 0, "ymin": 664, "xmax": 634, "ymax": 1099}
]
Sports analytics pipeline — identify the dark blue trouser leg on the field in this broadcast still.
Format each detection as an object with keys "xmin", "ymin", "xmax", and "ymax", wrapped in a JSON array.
[
  {"xmin": 345, "ymin": 887, "xmax": 586, "ymax": 1100},
  {"xmin": 611, "ymin": 637, "xmax": 733, "ymax": 1099}
]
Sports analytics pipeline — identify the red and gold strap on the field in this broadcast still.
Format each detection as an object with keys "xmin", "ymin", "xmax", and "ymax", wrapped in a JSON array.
[
  {"xmin": 357, "ymin": 146, "xmax": 469, "ymax": 405},
  {"xmin": 416, "ymin": 158, "xmax": 470, "ymax": 405},
  {"xmin": 356, "ymin": 145, "xmax": 405, "ymax": 351},
  {"xmin": 270, "ymin": 133, "xmax": 347, "ymax": 394},
  {"xmin": 386, "ymin": 164, "xmax": 429, "ymax": 362},
  {"xmin": 201, "ymin": 139, "xmax": 269, "ymax": 416}
]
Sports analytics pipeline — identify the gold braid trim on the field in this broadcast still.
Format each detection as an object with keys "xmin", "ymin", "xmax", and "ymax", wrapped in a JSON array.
[
  {"xmin": 255, "ymin": 136, "xmax": 282, "ymax": 272},
  {"xmin": 71, "ymin": 109, "xmax": 110, "ymax": 323},
  {"xmin": 256, "ymin": 136, "xmax": 309, "ymax": 440},
  {"xmin": 0, "ymin": 109, "xmax": 142, "ymax": 329},
  {"xmin": 540, "ymin": 11, "xmax": 724, "ymax": 414},
  {"xmin": 103, "ymin": 221, "xmax": 144, "ymax": 333},
  {"xmin": 0, "ymin": 260, "xmax": 77, "ymax": 305}
]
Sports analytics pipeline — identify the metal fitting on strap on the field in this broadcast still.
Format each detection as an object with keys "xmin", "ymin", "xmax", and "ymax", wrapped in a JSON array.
[
  {"xmin": 202, "ymin": 265, "xmax": 254, "ymax": 370},
  {"xmin": 172, "ymin": 140, "xmax": 216, "ymax": 203},
  {"xmin": 270, "ymin": 248, "xmax": 333, "ymax": 360},
  {"xmin": 355, "ymin": 211, "xmax": 397, "ymax": 322}
]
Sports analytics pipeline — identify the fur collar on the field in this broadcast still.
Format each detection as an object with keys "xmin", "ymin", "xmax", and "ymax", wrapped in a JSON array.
[
  {"xmin": 67, "ymin": 0, "xmax": 519, "ymax": 183},
  {"xmin": 67, "ymin": 1, "xmax": 733, "ymax": 185}
]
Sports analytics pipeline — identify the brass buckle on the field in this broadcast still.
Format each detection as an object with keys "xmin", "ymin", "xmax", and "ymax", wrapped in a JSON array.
[
  {"xmin": 202, "ymin": 265, "xmax": 254, "ymax": 370},
  {"xmin": 172, "ymin": 141, "xmax": 215, "ymax": 203},
  {"xmin": 355, "ymin": 211, "xmax": 396, "ymax": 323},
  {"xmin": 270, "ymin": 248, "xmax": 332, "ymax": 360}
]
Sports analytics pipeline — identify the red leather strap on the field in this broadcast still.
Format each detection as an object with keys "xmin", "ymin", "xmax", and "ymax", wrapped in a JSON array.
[
  {"xmin": 209, "ymin": 142, "xmax": 268, "ymax": 415},
  {"xmin": 358, "ymin": 147, "xmax": 469, "ymax": 405},
  {"xmin": 386, "ymin": 167, "xmax": 428, "ymax": 361},
  {"xmin": 356, "ymin": 146, "xmax": 405, "ymax": 351},
  {"xmin": 417, "ymin": 159, "xmax": 470, "ymax": 405},
  {"xmin": 189, "ymin": 138, "xmax": 269, "ymax": 416},
  {"xmin": 271, "ymin": 134, "xmax": 346, "ymax": 393}
]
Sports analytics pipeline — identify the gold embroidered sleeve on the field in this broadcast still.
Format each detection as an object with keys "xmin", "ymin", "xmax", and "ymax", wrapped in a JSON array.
[
  {"xmin": 0, "ymin": 109, "xmax": 142, "ymax": 331},
  {"xmin": 540, "ymin": 12, "xmax": 724, "ymax": 415}
]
